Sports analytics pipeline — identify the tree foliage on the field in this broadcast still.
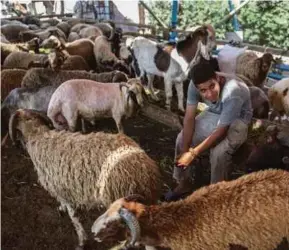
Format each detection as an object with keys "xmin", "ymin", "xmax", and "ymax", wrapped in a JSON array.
[{"xmin": 147, "ymin": 0, "xmax": 289, "ymax": 49}]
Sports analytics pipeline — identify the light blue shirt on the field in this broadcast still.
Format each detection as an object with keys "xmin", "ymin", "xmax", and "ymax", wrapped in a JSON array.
[{"xmin": 187, "ymin": 79, "xmax": 253, "ymax": 126}]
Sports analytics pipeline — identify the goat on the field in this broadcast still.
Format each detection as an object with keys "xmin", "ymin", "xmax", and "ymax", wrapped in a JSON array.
[
  {"xmin": 130, "ymin": 25, "xmax": 216, "ymax": 112},
  {"xmin": 92, "ymin": 169, "xmax": 289, "ymax": 250},
  {"xmin": 47, "ymin": 79, "xmax": 145, "ymax": 133},
  {"xmin": 9, "ymin": 109, "xmax": 161, "ymax": 249},
  {"xmin": 268, "ymin": 77, "xmax": 289, "ymax": 122}
]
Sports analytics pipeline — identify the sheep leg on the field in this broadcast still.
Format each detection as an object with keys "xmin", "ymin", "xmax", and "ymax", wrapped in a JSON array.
[
  {"xmin": 147, "ymin": 74, "xmax": 159, "ymax": 101},
  {"xmin": 174, "ymin": 82, "xmax": 185, "ymax": 112},
  {"xmin": 65, "ymin": 203, "xmax": 87, "ymax": 249},
  {"xmin": 63, "ymin": 106, "xmax": 78, "ymax": 132},
  {"xmin": 164, "ymin": 78, "xmax": 173, "ymax": 111}
]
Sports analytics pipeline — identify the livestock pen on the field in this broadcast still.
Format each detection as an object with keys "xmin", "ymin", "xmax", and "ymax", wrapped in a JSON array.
[{"xmin": 2, "ymin": 5, "xmax": 289, "ymax": 250}]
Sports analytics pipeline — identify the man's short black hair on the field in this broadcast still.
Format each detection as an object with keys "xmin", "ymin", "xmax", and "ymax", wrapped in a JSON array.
[{"xmin": 189, "ymin": 57, "xmax": 219, "ymax": 85}]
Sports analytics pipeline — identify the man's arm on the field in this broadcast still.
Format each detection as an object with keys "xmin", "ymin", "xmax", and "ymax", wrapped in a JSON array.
[
  {"xmin": 192, "ymin": 96, "xmax": 243, "ymax": 156},
  {"xmin": 182, "ymin": 104, "xmax": 198, "ymax": 153},
  {"xmin": 193, "ymin": 125, "xmax": 229, "ymax": 155}
]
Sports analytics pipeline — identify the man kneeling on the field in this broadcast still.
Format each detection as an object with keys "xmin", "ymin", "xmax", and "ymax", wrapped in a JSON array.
[{"xmin": 166, "ymin": 61, "xmax": 253, "ymax": 201}]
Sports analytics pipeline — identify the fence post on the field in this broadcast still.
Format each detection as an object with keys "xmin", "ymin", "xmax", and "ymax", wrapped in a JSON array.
[{"xmin": 169, "ymin": 0, "xmax": 178, "ymax": 43}]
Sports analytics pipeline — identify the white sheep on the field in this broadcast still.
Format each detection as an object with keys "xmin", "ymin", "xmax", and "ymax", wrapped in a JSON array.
[
  {"xmin": 92, "ymin": 169, "xmax": 289, "ymax": 250},
  {"xmin": 268, "ymin": 77, "xmax": 289, "ymax": 123},
  {"xmin": 9, "ymin": 109, "xmax": 161, "ymax": 250},
  {"xmin": 47, "ymin": 78, "xmax": 145, "ymax": 133}
]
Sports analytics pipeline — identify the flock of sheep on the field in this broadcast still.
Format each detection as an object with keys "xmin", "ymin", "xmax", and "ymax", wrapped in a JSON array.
[{"xmin": 1, "ymin": 16, "xmax": 289, "ymax": 250}]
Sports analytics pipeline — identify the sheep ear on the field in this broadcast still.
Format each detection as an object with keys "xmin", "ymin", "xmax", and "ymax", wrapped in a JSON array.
[{"xmin": 124, "ymin": 194, "xmax": 146, "ymax": 204}]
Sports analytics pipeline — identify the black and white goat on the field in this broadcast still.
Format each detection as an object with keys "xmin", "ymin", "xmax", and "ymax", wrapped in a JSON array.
[{"xmin": 129, "ymin": 25, "xmax": 216, "ymax": 112}]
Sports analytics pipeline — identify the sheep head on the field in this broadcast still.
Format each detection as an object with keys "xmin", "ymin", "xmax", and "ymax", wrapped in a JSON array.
[
  {"xmin": 126, "ymin": 78, "xmax": 147, "ymax": 108},
  {"xmin": 41, "ymin": 35, "xmax": 66, "ymax": 50},
  {"xmin": 91, "ymin": 195, "xmax": 146, "ymax": 248},
  {"xmin": 27, "ymin": 37, "xmax": 41, "ymax": 52},
  {"xmin": 259, "ymin": 53, "xmax": 276, "ymax": 73},
  {"xmin": 9, "ymin": 109, "xmax": 53, "ymax": 145}
]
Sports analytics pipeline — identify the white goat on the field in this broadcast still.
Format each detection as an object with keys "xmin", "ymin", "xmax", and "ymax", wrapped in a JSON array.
[
  {"xmin": 130, "ymin": 25, "xmax": 215, "ymax": 112},
  {"xmin": 47, "ymin": 78, "xmax": 145, "ymax": 133}
]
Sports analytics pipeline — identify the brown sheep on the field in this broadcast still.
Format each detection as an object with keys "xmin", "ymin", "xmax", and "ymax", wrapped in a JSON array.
[
  {"xmin": 235, "ymin": 52, "xmax": 275, "ymax": 88},
  {"xmin": 92, "ymin": 169, "xmax": 289, "ymax": 250},
  {"xmin": 1, "ymin": 69, "xmax": 27, "ymax": 101},
  {"xmin": 67, "ymin": 32, "xmax": 80, "ymax": 42},
  {"xmin": 41, "ymin": 35, "xmax": 96, "ymax": 70},
  {"xmin": 1, "ymin": 23, "xmax": 30, "ymax": 42},
  {"xmin": 3, "ymin": 51, "xmax": 48, "ymax": 69},
  {"xmin": 0, "ymin": 38, "xmax": 41, "ymax": 64},
  {"xmin": 19, "ymin": 27, "xmax": 66, "ymax": 43},
  {"xmin": 21, "ymin": 68, "xmax": 128, "ymax": 88},
  {"xmin": 94, "ymin": 35, "xmax": 130, "ymax": 75}
]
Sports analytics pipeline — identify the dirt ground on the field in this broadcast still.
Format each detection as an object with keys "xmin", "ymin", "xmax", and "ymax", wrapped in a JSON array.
[{"xmin": 1, "ymin": 111, "xmax": 256, "ymax": 250}]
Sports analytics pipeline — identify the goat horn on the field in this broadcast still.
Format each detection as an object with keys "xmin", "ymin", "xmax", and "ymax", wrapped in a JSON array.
[
  {"xmin": 118, "ymin": 208, "xmax": 141, "ymax": 247},
  {"xmin": 108, "ymin": 24, "xmax": 116, "ymax": 41},
  {"xmin": 9, "ymin": 110, "xmax": 21, "ymax": 144}
]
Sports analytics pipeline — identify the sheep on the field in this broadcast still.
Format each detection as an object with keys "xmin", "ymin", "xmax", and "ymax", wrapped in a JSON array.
[
  {"xmin": 268, "ymin": 78, "xmax": 289, "ymax": 122},
  {"xmin": 1, "ymin": 37, "xmax": 41, "ymax": 63},
  {"xmin": 46, "ymin": 49, "xmax": 90, "ymax": 71},
  {"xmin": 92, "ymin": 169, "xmax": 289, "ymax": 250},
  {"xmin": 246, "ymin": 125, "xmax": 289, "ymax": 173},
  {"xmin": 56, "ymin": 21, "xmax": 71, "ymax": 37},
  {"xmin": 94, "ymin": 35, "xmax": 130, "ymax": 75},
  {"xmin": 1, "ymin": 69, "xmax": 27, "ymax": 101},
  {"xmin": 235, "ymin": 52, "xmax": 276, "ymax": 88},
  {"xmin": 21, "ymin": 68, "xmax": 128, "ymax": 88},
  {"xmin": 130, "ymin": 25, "xmax": 216, "ymax": 112},
  {"xmin": 41, "ymin": 35, "xmax": 96, "ymax": 70},
  {"xmin": 1, "ymin": 85, "xmax": 57, "ymax": 139},
  {"xmin": 8, "ymin": 108, "xmax": 162, "ymax": 249},
  {"xmin": 1, "ymin": 23, "xmax": 30, "ymax": 42},
  {"xmin": 19, "ymin": 27, "xmax": 66, "ymax": 42},
  {"xmin": 249, "ymin": 86, "xmax": 270, "ymax": 119},
  {"xmin": 47, "ymin": 78, "xmax": 145, "ymax": 133},
  {"xmin": 67, "ymin": 32, "xmax": 80, "ymax": 42},
  {"xmin": 3, "ymin": 51, "xmax": 48, "ymax": 69}
]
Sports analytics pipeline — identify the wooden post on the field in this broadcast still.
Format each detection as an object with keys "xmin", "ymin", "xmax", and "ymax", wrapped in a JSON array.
[
  {"xmin": 138, "ymin": 2, "xmax": 145, "ymax": 33},
  {"xmin": 139, "ymin": 0, "xmax": 168, "ymax": 28}
]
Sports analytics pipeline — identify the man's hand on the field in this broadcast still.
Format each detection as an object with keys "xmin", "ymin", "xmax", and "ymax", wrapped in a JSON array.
[{"xmin": 177, "ymin": 148, "xmax": 198, "ymax": 168}]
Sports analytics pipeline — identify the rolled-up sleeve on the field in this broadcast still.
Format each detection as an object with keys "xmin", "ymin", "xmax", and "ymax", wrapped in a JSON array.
[
  {"xmin": 187, "ymin": 80, "xmax": 201, "ymax": 105},
  {"xmin": 218, "ymin": 97, "xmax": 243, "ymax": 127}
]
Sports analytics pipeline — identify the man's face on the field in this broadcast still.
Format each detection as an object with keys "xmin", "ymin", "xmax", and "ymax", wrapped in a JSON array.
[{"xmin": 197, "ymin": 77, "xmax": 220, "ymax": 102}]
